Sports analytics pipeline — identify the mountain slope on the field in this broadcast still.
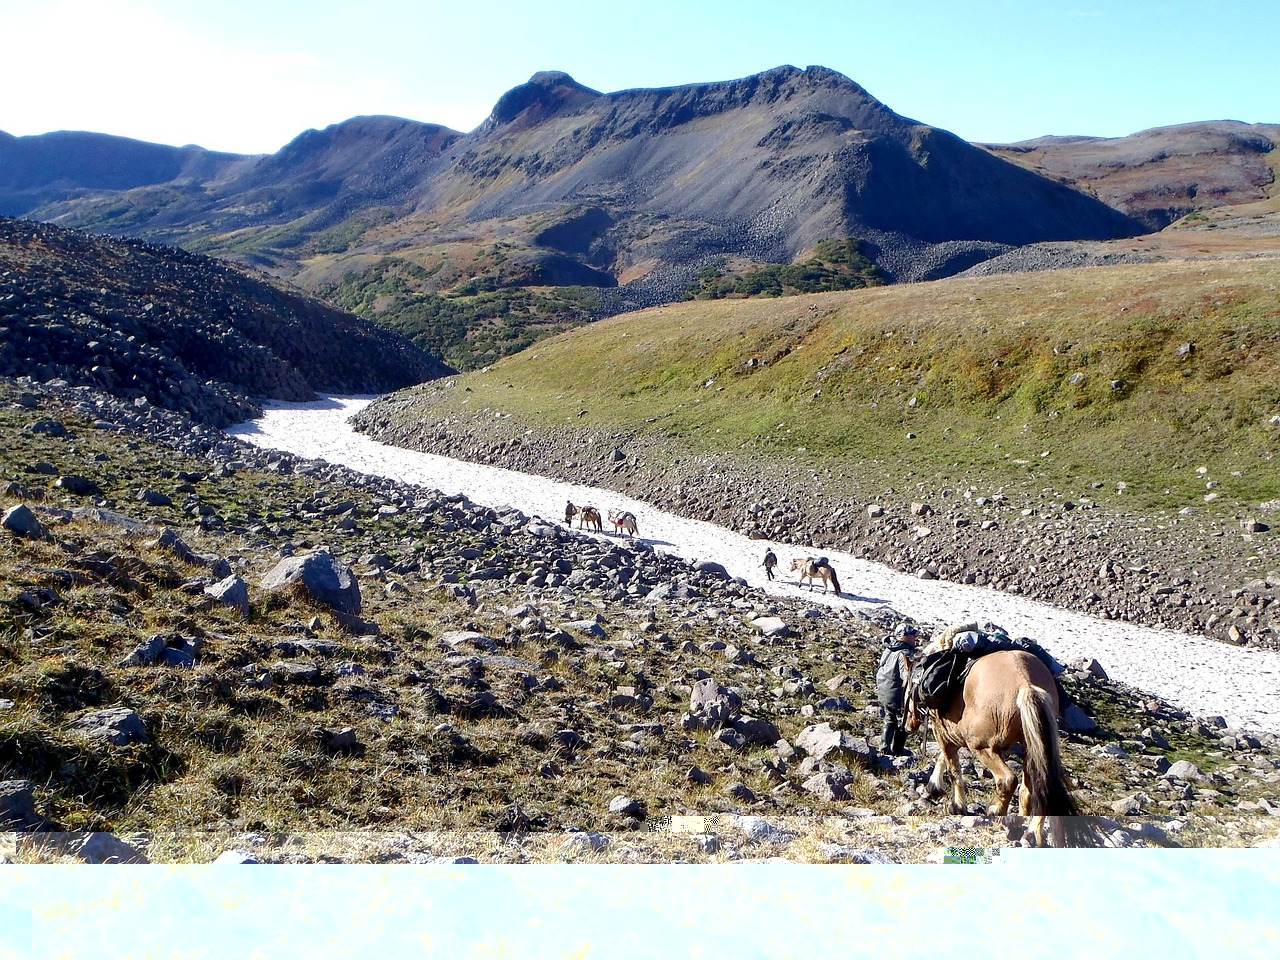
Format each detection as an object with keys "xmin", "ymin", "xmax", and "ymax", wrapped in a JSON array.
[
  {"xmin": 2, "ymin": 66, "xmax": 1147, "ymax": 363},
  {"xmin": 352, "ymin": 257, "xmax": 1280, "ymax": 646},
  {"xmin": 984, "ymin": 120, "xmax": 1280, "ymax": 230},
  {"xmin": 0, "ymin": 216, "xmax": 453, "ymax": 425},
  {"xmin": 0, "ymin": 129, "xmax": 254, "ymax": 216}
]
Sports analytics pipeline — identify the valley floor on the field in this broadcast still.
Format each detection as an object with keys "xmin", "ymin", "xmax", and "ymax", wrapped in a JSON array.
[
  {"xmin": 353, "ymin": 389, "xmax": 1280, "ymax": 653},
  {"xmin": 240, "ymin": 397, "xmax": 1280, "ymax": 735}
]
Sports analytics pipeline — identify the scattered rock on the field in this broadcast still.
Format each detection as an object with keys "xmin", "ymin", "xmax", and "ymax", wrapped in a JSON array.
[
  {"xmin": 204, "ymin": 575, "xmax": 251, "ymax": 617},
  {"xmin": 69, "ymin": 707, "xmax": 149, "ymax": 746},
  {"xmin": 261, "ymin": 549, "xmax": 362, "ymax": 613},
  {"xmin": 2, "ymin": 503, "xmax": 46, "ymax": 539},
  {"xmin": 0, "ymin": 780, "xmax": 49, "ymax": 831}
]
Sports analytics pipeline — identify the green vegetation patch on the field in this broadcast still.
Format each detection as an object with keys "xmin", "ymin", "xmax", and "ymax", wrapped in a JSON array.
[
  {"xmin": 320, "ymin": 258, "xmax": 603, "ymax": 370},
  {"xmin": 686, "ymin": 238, "xmax": 886, "ymax": 300}
]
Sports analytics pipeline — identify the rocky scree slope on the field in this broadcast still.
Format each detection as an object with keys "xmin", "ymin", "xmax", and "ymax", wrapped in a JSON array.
[
  {"xmin": 0, "ymin": 217, "xmax": 452, "ymax": 426},
  {"xmin": 354, "ymin": 388, "xmax": 1279, "ymax": 652},
  {"xmin": 4, "ymin": 379, "xmax": 1280, "ymax": 860}
]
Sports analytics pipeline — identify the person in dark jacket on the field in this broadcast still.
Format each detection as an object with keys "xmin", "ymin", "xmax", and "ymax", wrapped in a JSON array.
[{"xmin": 875, "ymin": 622, "xmax": 920, "ymax": 756}]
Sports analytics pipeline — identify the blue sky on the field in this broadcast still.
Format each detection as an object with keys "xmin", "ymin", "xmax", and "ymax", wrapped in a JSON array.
[
  {"xmin": 1, "ymin": 854, "xmax": 1278, "ymax": 958},
  {"xmin": 1, "ymin": 0, "xmax": 1276, "ymax": 153}
]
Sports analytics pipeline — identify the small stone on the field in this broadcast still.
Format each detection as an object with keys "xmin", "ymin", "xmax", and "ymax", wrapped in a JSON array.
[
  {"xmin": 70, "ymin": 707, "xmax": 149, "ymax": 746},
  {"xmin": 608, "ymin": 795, "xmax": 643, "ymax": 817}
]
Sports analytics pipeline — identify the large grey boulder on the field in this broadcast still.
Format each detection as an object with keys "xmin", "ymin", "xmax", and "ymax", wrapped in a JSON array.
[
  {"xmin": 57, "ymin": 832, "xmax": 150, "ymax": 864},
  {"xmin": 689, "ymin": 678, "xmax": 741, "ymax": 722},
  {"xmin": 260, "ymin": 549, "xmax": 361, "ymax": 613},
  {"xmin": 2, "ymin": 504, "xmax": 45, "ymax": 539},
  {"xmin": 795, "ymin": 722, "xmax": 878, "ymax": 769},
  {"xmin": 205, "ymin": 575, "xmax": 251, "ymax": 617},
  {"xmin": 1062, "ymin": 703, "xmax": 1097, "ymax": 732},
  {"xmin": 1, "ymin": 779, "xmax": 49, "ymax": 830}
]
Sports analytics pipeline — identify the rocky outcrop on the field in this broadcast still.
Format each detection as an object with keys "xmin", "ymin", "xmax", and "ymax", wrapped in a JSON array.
[{"xmin": 0, "ymin": 217, "xmax": 453, "ymax": 425}]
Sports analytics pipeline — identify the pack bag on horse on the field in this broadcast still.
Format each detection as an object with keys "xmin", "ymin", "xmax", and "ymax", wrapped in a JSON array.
[
  {"xmin": 913, "ymin": 622, "xmax": 1072, "ymax": 719},
  {"xmin": 607, "ymin": 509, "xmax": 638, "ymax": 536},
  {"xmin": 789, "ymin": 556, "xmax": 841, "ymax": 595},
  {"xmin": 904, "ymin": 622, "xmax": 1092, "ymax": 847}
]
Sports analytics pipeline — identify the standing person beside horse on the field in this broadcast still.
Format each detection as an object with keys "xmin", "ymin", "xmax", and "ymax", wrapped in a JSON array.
[
  {"xmin": 563, "ymin": 501, "xmax": 603, "ymax": 532},
  {"xmin": 875, "ymin": 622, "xmax": 921, "ymax": 756},
  {"xmin": 763, "ymin": 549, "xmax": 777, "ymax": 581}
]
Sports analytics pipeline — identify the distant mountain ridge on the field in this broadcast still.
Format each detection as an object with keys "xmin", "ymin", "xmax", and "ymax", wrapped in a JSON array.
[
  {"xmin": 984, "ymin": 119, "xmax": 1280, "ymax": 230},
  {"xmin": 2, "ymin": 65, "xmax": 1275, "ymax": 366},
  {"xmin": 0, "ymin": 67, "xmax": 1140, "ymax": 274}
]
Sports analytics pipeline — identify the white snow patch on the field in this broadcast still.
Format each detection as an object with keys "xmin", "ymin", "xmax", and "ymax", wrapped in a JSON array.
[{"xmin": 228, "ymin": 396, "xmax": 1280, "ymax": 735}]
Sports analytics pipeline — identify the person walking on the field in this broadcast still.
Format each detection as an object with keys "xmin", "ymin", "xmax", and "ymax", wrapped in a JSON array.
[
  {"xmin": 875, "ymin": 622, "xmax": 921, "ymax": 756},
  {"xmin": 763, "ymin": 549, "xmax": 777, "ymax": 580}
]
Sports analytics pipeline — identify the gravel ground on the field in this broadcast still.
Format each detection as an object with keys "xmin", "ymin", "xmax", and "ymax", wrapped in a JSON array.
[
  {"xmin": 352, "ymin": 395, "xmax": 1279, "ymax": 652},
  {"xmin": 235, "ymin": 397, "xmax": 1280, "ymax": 733}
]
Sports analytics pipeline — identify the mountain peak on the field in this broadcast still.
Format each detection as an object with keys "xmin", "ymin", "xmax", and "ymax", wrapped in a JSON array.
[{"xmin": 484, "ymin": 71, "xmax": 602, "ymax": 130}]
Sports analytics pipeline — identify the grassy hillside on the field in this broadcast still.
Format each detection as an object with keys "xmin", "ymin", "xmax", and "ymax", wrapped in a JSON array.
[{"xmin": 399, "ymin": 258, "xmax": 1280, "ymax": 514}]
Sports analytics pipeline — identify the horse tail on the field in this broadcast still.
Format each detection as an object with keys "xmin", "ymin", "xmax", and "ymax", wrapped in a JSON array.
[
  {"xmin": 1018, "ymin": 685, "xmax": 1078, "ymax": 835},
  {"xmin": 827, "ymin": 566, "xmax": 841, "ymax": 596},
  {"xmin": 1020, "ymin": 686, "xmax": 1105, "ymax": 847}
]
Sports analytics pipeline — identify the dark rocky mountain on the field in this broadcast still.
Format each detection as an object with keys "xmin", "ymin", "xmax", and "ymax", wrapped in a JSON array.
[
  {"xmin": 4, "ymin": 67, "xmax": 1142, "ymax": 287},
  {"xmin": 0, "ymin": 216, "xmax": 452, "ymax": 426},
  {"xmin": 984, "ymin": 120, "xmax": 1280, "ymax": 231},
  {"xmin": 5, "ymin": 66, "xmax": 1274, "ymax": 366}
]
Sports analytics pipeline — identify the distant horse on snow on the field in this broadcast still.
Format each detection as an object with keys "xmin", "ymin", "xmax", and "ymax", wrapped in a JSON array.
[
  {"xmin": 790, "ymin": 556, "xmax": 841, "ymax": 595},
  {"xmin": 565, "ymin": 502, "xmax": 602, "ymax": 531},
  {"xmin": 608, "ymin": 509, "xmax": 638, "ymax": 536}
]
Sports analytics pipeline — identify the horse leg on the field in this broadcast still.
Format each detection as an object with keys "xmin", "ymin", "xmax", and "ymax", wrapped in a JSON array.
[
  {"xmin": 931, "ymin": 740, "xmax": 967, "ymax": 815},
  {"xmin": 924, "ymin": 753, "xmax": 948, "ymax": 799},
  {"xmin": 973, "ymin": 747, "xmax": 1018, "ymax": 816}
]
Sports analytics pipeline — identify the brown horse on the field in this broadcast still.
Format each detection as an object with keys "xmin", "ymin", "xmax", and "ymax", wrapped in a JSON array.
[
  {"xmin": 607, "ymin": 509, "xmax": 638, "ymax": 536},
  {"xmin": 789, "ymin": 556, "xmax": 841, "ymax": 595},
  {"xmin": 905, "ymin": 647, "xmax": 1086, "ymax": 847},
  {"xmin": 578, "ymin": 505, "xmax": 602, "ymax": 532},
  {"xmin": 565, "ymin": 502, "xmax": 602, "ymax": 532}
]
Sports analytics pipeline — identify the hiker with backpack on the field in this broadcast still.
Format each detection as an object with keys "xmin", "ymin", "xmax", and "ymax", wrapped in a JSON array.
[{"xmin": 875, "ymin": 622, "xmax": 921, "ymax": 756}]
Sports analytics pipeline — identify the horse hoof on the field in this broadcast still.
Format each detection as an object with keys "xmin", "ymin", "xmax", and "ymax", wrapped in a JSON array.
[{"xmin": 946, "ymin": 801, "xmax": 964, "ymax": 816}]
